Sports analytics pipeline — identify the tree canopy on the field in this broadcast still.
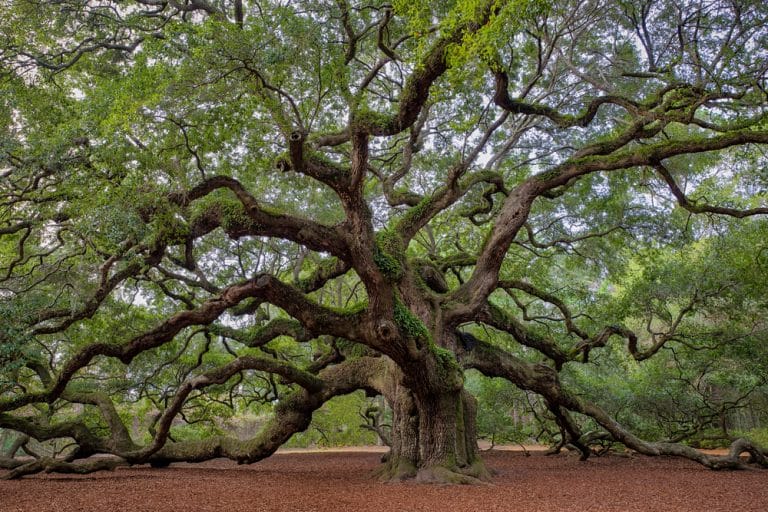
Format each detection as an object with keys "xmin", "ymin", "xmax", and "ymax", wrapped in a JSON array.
[{"xmin": 1, "ymin": 0, "xmax": 767, "ymax": 482}]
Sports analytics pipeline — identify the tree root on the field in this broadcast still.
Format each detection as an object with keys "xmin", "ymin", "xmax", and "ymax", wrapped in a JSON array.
[
  {"xmin": 414, "ymin": 465, "xmax": 492, "ymax": 485},
  {"xmin": 374, "ymin": 456, "xmax": 493, "ymax": 485},
  {"xmin": 373, "ymin": 457, "xmax": 417, "ymax": 482}
]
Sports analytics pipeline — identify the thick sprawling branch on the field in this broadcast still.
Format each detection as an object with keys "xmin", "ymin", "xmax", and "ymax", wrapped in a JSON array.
[
  {"xmin": 448, "ymin": 128, "xmax": 768, "ymax": 323},
  {"xmin": 295, "ymin": 257, "xmax": 351, "ymax": 293},
  {"xmin": 211, "ymin": 319, "xmax": 311, "ymax": 348},
  {"xmin": 144, "ymin": 356, "xmax": 387, "ymax": 465},
  {"xmin": 352, "ymin": 2, "xmax": 496, "ymax": 137},
  {"xmin": 0, "ymin": 275, "xmax": 365, "ymax": 414},
  {"xmin": 172, "ymin": 176, "xmax": 351, "ymax": 259},
  {"xmin": 125, "ymin": 354, "xmax": 324, "ymax": 461},
  {"xmin": 534, "ymin": 130, "xmax": 768, "ymax": 192},
  {"xmin": 0, "ymin": 412, "xmax": 108, "ymax": 456},
  {"xmin": 464, "ymin": 338, "xmax": 767, "ymax": 470},
  {"xmin": 1, "ymin": 351, "xmax": 389, "ymax": 479},
  {"xmin": 238, "ymin": 274, "xmax": 367, "ymax": 343},
  {"xmin": 2, "ymin": 457, "xmax": 129, "ymax": 480}
]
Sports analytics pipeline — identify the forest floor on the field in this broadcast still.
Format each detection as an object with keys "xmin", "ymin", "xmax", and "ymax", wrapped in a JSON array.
[{"xmin": 1, "ymin": 448, "xmax": 766, "ymax": 512}]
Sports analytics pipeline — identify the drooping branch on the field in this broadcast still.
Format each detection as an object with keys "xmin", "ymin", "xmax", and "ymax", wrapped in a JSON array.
[
  {"xmin": 0, "ymin": 412, "xmax": 108, "ymax": 457},
  {"xmin": 2, "ymin": 457, "xmax": 130, "ymax": 481},
  {"xmin": 210, "ymin": 319, "xmax": 312, "ymax": 348},
  {"xmin": 2, "ymin": 357, "xmax": 389, "ymax": 479},
  {"xmin": 655, "ymin": 163, "xmax": 768, "ymax": 218},
  {"xmin": 548, "ymin": 403, "xmax": 591, "ymax": 460},
  {"xmin": 493, "ymin": 70, "xmax": 642, "ymax": 128},
  {"xmin": 476, "ymin": 302, "xmax": 569, "ymax": 369},
  {"xmin": 1, "ymin": 348, "xmax": 390, "ymax": 479},
  {"xmin": 575, "ymin": 399, "xmax": 768, "ymax": 470},
  {"xmin": 146, "ymin": 356, "xmax": 388, "ymax": 465}
]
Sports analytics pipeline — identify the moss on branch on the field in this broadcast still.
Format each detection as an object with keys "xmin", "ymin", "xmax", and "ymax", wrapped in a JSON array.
[
  {"xmin": 393, "ymin": 296, "xmax": 430, "ymax": 345},
  {"xmin": 374, "ymin": 229, "xmax": 405, "ymax": 280}
]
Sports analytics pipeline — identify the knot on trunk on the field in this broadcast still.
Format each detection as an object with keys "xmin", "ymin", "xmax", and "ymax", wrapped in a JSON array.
[{"xmin": 376, "ymin": 319, "xmax": 399, "ymax": 342}]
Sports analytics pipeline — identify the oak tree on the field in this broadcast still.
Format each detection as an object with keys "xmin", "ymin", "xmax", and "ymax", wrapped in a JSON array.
[{"xmin": 1, "ymin": 0, "xmax": 767, "ymax": 482}]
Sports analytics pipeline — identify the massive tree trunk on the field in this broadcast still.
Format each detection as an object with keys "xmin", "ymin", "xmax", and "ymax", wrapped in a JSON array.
[
  {"xmin": 410, "ymin": 389, "xmax": 488, "ymax": 483},
  {"xmin": 379, "ymin": 389, "xmax": 489, "ymax": 483},
  {"xmin": 376, "ymin": 349, "xmax": 490, "ymax": 484}
]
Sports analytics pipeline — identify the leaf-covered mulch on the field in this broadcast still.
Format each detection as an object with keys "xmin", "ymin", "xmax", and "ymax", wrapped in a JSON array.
[{"xmin": 1, "ymin": 450, "xmax": 766, "ymax": 512}]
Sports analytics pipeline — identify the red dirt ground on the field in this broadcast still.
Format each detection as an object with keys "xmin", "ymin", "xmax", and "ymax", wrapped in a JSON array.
[{"xmin": 1, "ymin": 450, "xmax": 766, "ymax": 512}]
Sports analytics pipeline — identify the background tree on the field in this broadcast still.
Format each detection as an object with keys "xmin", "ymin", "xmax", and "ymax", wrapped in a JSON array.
[{"xmin": 1, "ymin": 0, "xmax": 768, "ymax": 483}]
